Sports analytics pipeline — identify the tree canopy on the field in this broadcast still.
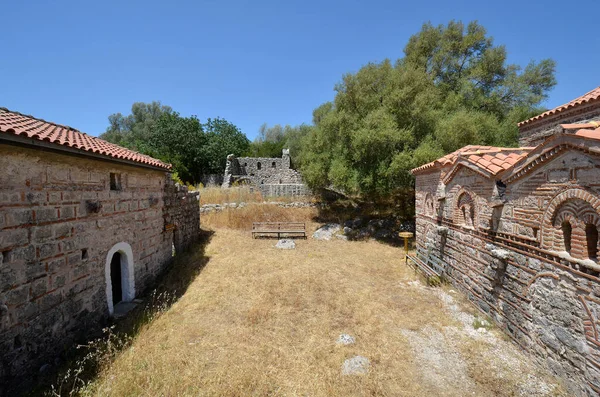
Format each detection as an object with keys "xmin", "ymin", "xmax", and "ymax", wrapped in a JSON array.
[
  {"xmin": 299, "ymin": 20, "xmax": 556, "ymax": 198},
  {"xmin": 101, "ymin": 103, "xmax": 248, "ymax": 183}
]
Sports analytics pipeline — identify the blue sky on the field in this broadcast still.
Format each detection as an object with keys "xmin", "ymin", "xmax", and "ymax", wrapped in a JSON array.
[{"xmin": 1, "ymin": 0, "xmax": 599, "ymax": 140}]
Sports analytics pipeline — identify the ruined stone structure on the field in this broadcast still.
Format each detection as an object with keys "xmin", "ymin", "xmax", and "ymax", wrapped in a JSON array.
[
  {"xmin": 412, "ymin": 86, "xmax": 600, "ymax": 396},
  {"xmin": 222, "ymin": 149, "xmax": 310, "ymax": 197},
  {"xmin": 0, "ymin": 108, "xmax": 200, "ymax": 391}
]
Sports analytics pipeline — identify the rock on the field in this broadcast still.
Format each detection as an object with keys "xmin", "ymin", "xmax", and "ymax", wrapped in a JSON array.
[
  {"xmin": 337, "ymin": 334, "xmax": 355, "ymax": 345},
  {"xmin": 313, "ymin": 224, "xmax": 341, "ymax": 240},
  {"xmin": 275, "ymin": 239, "xmax": 296, "ymax": 249},
  {"xmin": 342, "ymin": 355, "xmax": 370, "ymax": 375},
  {"xmin": 343, "ymin": 226, "xmax": 353, "ymax": 235},
  {"xmin": 336, "ymin": 234, "xmax": 348, "ymax": 241},
  {"xmin": 39, "ymin": 363, "xmax": 51, "ymax": 374}
]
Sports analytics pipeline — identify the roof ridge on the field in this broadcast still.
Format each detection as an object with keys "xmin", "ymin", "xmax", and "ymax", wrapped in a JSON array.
[
  {"xmin": 0, "ymin": 106, "xmax": 81, "ymax": 133},
  {"xmin": 518, "ymin": 85, "xmax": 600, "ymax": 127}
]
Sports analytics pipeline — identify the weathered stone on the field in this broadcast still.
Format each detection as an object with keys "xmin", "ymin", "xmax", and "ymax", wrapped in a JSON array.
[
  {"xmin": 341, "ymin": 356, "xmax": 370, "ymax": 375},
  {"xmin": 275, "ymin": 239, "xmax": 295, "ymax": 250},
  {"xmin": 313, "ymin": 224, "xmax": 341, "ymax": 240},
  {"xmin": 336, "ymin": 334, "xmax": 355, "ymax": 345}
]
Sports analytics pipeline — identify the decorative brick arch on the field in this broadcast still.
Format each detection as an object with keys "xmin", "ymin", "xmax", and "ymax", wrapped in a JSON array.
[
  {"xmin": 453, "ymin": 188, "xmax": 478, "ymax": 228},
  {"xmin": 541, "ymin": 188, "xmax": 600, "ymax": 258}
]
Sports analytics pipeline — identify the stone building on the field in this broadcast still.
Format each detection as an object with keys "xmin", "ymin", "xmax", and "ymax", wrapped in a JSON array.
[
  {"xmin": 411, "ymin": 86, "xmax": 600, "ymax": 396},
  {"xmin": 222, "ymin": 149, "xmax": 310, "ymax": 197},
  {"xmin": 0, "ymin": 108, "xmax": 200, "ymax": 390}
]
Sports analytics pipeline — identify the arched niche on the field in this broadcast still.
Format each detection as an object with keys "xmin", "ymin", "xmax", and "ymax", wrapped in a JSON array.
[
  {"xmin": 542, "ymin": 188, "xmax": 600, "ymax": 260},
  {"xmin": 105, "ymin": 242, "xmax": 135, "ymax": 316}
]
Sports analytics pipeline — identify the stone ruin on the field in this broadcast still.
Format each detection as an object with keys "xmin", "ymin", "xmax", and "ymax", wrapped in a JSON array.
[
  {"xmin": 222, "ymin": 149, "xmax": 310, "ymax": 197},
  {"xmin": 412, "ymin": 86, "xmax": 600, "ymax": 396}
]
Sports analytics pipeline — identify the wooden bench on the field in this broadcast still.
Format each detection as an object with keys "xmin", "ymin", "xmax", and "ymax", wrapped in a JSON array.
[
  {"xmin": 406, "ymin": 246, "xmax": 446, "ymax": 283},
  {"xmin": 252, "ymin": 222, "xmax": 307, "ymax": 239}
]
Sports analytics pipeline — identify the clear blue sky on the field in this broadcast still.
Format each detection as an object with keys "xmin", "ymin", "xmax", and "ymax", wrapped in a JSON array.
[{"xmin": 1, "ymin": 0, "xmax": 599, "ymax": 140}]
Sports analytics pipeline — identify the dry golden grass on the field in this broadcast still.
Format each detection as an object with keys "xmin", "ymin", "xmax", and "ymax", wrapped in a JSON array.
[
  {"xmin": 199, "ymin": 186, "xmax": 313, "ymax": 206},
  {"xmin": 201, "ymin": 204, "xmax": 318, "ymax": 231},
  {"xmin": 79, "ymin": 225, "xmax": 564, "ymax": 397},
  {"xmin": 199, "ymin": 186, "xmax": 264, "ymax": 205}
]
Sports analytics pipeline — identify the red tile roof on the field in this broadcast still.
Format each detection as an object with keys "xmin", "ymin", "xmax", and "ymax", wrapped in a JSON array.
[
  {"xmin": 575, "ymin": 127, "xmax": 600, "ymax": 140},
  {"xmin": 518, "ymin": 86, "xmax": 600, "ymax": 127},
  {"xmin": 411, "ymin": 145, "xmax": 533, "ymax": 177},
  {"xmin": 0, "ymin": 108, "xmax": 171, "ymax": 170}
]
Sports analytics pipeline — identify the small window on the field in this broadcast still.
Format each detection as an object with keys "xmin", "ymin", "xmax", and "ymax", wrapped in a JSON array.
[
  {"xmin": 244, "ymin": 162, "xmax": 247, "ymax": 167},
  {"xmin": 257, "ymin": 162, "xmax": 262, "ymax": 170},
  {"xmin": 1, "ymin": 250, "xmax": 11, "ymax": 264},
  {"xmin": 562, "ymin": 221, "xmax": 572, "ymax": 254},
  {"xmin": 81, "ymin": 249, "xmax": 89, "ymax": 261},
  {"xmin": 586, "ymin": 224, "xmax": 598, "ymax": 260},
  {"xmin": 110, "ymin": 173, "xmax": 122, "ymax": 191},
  {"xmin": 272, "ymin": 162, "xmax": 276, "ymax": 168}
]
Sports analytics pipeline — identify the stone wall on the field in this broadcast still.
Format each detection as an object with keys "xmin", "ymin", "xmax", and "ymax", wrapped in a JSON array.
[
  {"xmin": 222, "ymin": 150, "xmax": 310, "ymax": 197},
  {"xmin": 519, "ymin": 102, "xmax": 600, "ymax": 147},
  {"xmin": 0, "ymin": 144, "xmax": 200, "ymax": 391},
  {"xmin": 414, "ymin": 150, "xmax": 600, "ymax": 396}
]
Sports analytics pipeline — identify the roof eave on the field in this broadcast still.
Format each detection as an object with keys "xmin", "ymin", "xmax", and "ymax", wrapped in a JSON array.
[{"xmin": 0, "ymin": 133, "xmax": 172, "ymax": 172}]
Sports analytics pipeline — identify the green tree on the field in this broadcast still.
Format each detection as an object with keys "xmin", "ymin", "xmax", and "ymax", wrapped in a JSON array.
[
  {"xmin": 100, "ymin": 102, "xmax": 173, "ymax": 150},
  {"xmin": 145, "ymin": 112, "xmax": 206, "ymax": 183},
  {"xmin": 247, "ymin": 123, "xmax": 312, "ymax": 166},
  {"xmin": 301, "ymin": 20, "xmax": 556, "ymax": 198},
  {"xmin": 202, "ymin": 117, "xmax": 250, "ymax": 174}
]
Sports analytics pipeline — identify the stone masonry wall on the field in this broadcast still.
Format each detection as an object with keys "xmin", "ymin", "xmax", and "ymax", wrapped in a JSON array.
[
  {"xmin": 0, "ymin": 144, "xmax": 199, "ymax": 391},
  {"xmin": 519, "ymin": 102, "xmax": 600, "ymax": 147},
  {"xmin": 163, "ymin": 179, "xmax": 200, "ymax": 254},
  {"xmin": 223, "ymin": 150, "xmax": 310, "ymax": 197},
  {"xmin": 415, "ymin": 150, "xmax": 600, "ymax": 396}
]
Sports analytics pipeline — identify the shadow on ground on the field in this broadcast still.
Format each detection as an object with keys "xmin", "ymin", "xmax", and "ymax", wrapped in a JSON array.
[
  {"xmin": 23, "ymin": 229, "xmax": 214, "ymax": 397},
  {"xmin": 313, "ymin": 196, "xmax": 415, "ymax": 248}
]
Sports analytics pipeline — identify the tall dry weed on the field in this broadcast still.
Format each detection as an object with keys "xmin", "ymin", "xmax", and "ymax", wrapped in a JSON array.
[{"xmin": 201, "ymin": 204, "xmax": 317, "ymax": 230}]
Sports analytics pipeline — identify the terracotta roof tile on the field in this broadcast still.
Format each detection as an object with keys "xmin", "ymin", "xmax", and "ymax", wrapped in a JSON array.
[
  {"xmin": 575, "ymin": 127, "xmax": 600, "ymax": 140},
  {"xmin": 411, "ymin": 145, "xmax": 533, "ymax": 177},
  {"xmin": 519, "ymin": 86, "xmax": 600, "ymax": 127},
  {"xmin": 0, "ymin": 108, "xmax": 170, "ymax": 170}
]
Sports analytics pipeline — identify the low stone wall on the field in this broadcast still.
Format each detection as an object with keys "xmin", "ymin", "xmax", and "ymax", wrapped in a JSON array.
[
  {"xmin": 164, "ymin": 179, "xmax": 201, "ymax": 254},
  {"xmin": 258, "ymin": 183, "xmax": 311, "ymax": 197},
  {"xmin": 199, "ymin": 201, "xmax": 315, "ymax": 214}
]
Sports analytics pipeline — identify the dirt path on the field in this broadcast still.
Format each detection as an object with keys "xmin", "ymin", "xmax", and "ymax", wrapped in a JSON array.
[{"xmin": 84, "ymin": 228, "xmax": 566, "ymax": 396}]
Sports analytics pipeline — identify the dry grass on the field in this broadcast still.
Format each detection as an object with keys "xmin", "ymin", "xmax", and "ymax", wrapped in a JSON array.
[
  {"xmin": 199, "ymin": 186, "xmax": 313, "ymax": 205},
  {"xmin": 76, "ymin": 225, "xmax": 564, "ymax": 397},
  {"xmin": 201, "ymin": 204, "xmax": 318, "ymax": 230}
]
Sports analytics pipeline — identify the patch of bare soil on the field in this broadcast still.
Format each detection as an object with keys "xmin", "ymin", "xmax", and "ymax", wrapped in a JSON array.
[{"xmin": 400, "ymin": 281, "xmax": 566, "ymax": 396}]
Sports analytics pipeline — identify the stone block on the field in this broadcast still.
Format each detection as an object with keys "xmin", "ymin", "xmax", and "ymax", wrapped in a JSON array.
[{"xmin": 35, "ymin": 208, "xmax": 58, "ymax": 224}]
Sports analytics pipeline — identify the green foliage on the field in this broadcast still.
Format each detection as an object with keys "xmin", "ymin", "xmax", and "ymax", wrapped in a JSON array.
[
  {"xmin": 246, "ymin": 123, "xmax": 312, "ymax": 166},
  {"xmin": 101, "ymin": 103, "xmax": 248, "ymax": 184},
  {"xmin": 145, "ymin": 112, "xmax": 206, "ymax": 183},
  {"xmin": 301, "ymin": 20, "xmax": 556, "ymax": 198},
  {"xmin": 202, "ymin": 117, "xmax": 250, "ymax": 174},
  {"xmin": 100, "ymin": 102, "xmax": 173, "ymax": 150}
]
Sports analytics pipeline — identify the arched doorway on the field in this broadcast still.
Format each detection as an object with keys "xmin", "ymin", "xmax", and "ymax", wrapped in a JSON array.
[
  {"xmin": 110, "ymin": 252, "xmax": 123, "ymax": 304},
  {"xmin": 105, "ymin": 242, "xmax": 135, "ymax": 316}
]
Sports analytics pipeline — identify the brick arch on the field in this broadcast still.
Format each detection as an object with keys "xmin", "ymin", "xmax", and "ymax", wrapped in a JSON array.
[
  {"xmin": 541, "ymin": 188, "xmax": 600, "ymax": 257},
  {"xmin": 453, "ymin": 188, "xmax": 478, "ymax": 228}
]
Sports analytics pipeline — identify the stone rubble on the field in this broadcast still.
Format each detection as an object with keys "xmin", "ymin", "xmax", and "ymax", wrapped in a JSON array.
[
  {"xmin": 341, "ymin": 356, "xmax": 370, "ymax": 375},
  {"xmin": 275, "ymin": 239, "xmax": 296, "ymax": 250}
]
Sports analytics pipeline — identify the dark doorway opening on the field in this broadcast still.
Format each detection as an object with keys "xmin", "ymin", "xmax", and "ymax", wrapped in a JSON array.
[{"xmin": 110, "ymin": 252, "xmax": 123, "ymax": 305}]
